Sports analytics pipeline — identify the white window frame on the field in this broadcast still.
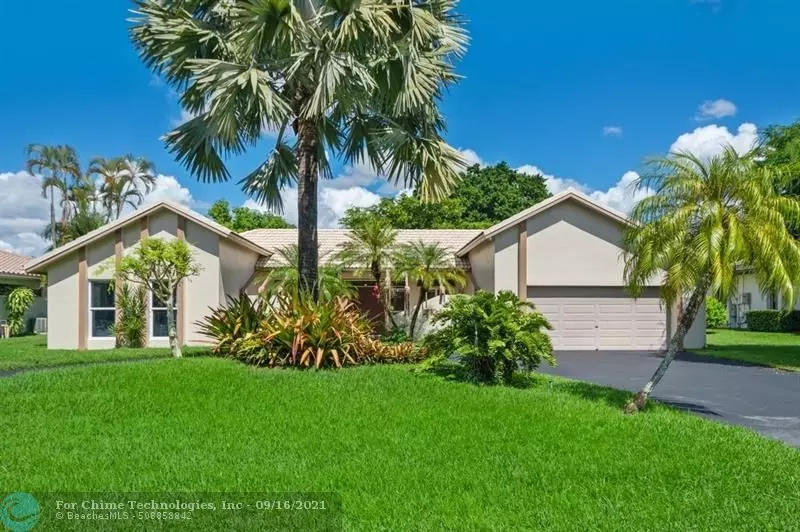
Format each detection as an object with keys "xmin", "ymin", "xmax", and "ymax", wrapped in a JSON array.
[
  {"xmin": 150, "ymin": 288, "xmax": 177, "ymax": 339},
  {"xmin": 89, "ymin": 280, "xmax": 116, "ymax": 339}
]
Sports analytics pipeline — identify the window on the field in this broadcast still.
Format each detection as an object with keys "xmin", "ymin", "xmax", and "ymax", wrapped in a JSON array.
[
  {"xmin": 90, "ymin": 280, "xmax": 115, "ymax": 337},
  {"xmin": 151, "ymin": 289, "xmax": 177, "ymax": 338},
  {"xmin": 767, "ymin": 291, "xmax": 778, "ymax": 310}
]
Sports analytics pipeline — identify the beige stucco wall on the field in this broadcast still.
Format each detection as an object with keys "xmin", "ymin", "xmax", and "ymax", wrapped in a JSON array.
[
  {"xmin": 182, "ymin": 217, "xmax": 221, "ymax": 345},
  {"xmin": 46, "ymin": 254, "xmax": 79, "ymax": 349},
  {"xmin": 467, "ymin": 240, "xmax": 494, "ymax": 293},
  {"xmin": 494, "ymin": 227, "xmax": 518, "ymax": 293},
  {"xmin": 219, "ymin": 239, "xmax": 259, "ymax": 301}
]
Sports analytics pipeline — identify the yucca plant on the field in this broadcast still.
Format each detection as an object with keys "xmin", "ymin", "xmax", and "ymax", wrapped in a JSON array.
[{"xmin": 113, "ymin": 283, "xmax": 148, "ymax": 348}]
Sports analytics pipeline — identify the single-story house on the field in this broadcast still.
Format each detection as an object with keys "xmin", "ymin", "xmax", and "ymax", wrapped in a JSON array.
[
  {"xmin": 727, "ymin": 270, "xmax": 800, "ymax": 328},
  {"xmin": 0, "ymin": 249, "xmax": 47, "ymax": 331},
  {"xmin": 24, "ymin": 188, "xmax": 706, "ymax": 351}
]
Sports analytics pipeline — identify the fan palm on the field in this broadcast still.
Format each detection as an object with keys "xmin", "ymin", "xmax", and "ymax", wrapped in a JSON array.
[
  {"xmin": 392, "ymin": 240, "xmax": 466, "ymax": 339},
  {"xmin": 259, "ymin": 244, "xmax": 355, "ymax": 303},
  {"xmin": 130, "ymin": 0, "xmax": 469, "ymax": 299},
  {"xmin": 334, "ymin": 219, "xmax": 398, "ymax": 326},
  {"xmin": 26, "ymin": 144, "xmax": 81, "ymax": 246},
  {"xmin": 623, "ymin": 145, "xmax": 800, "ymax": 413}
]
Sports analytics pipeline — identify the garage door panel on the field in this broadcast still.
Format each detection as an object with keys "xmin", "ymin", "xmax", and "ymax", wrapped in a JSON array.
[{"xmin": 529, "ymin": 287, "xmax": 667, "ymax": 351}]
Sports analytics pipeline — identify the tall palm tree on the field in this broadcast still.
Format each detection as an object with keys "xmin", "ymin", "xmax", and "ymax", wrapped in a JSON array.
[
  {"xmin": 26, "ymin": 144, "xmax": 81, "ymax": 246},
  {"xmin": 119, "ymin": 154, "xmax": 157, "ymax": 198},
  {"xmin": 89, "ymin": 156, "xmax": 155, "ymax": 220},
  {"xmin": 335, "ymin": 219, "xmax": 398, "ymax": 326},
  {"xmin": 393, "ymin": 241, "xmax": 467, "ymax": 339},
  {"xmin": 131, "ymin": 0, "xmax": 468, "ymax": 299},
  {"xmin": 623, "ymin": 146, "xmax": 800, "ymax": 413}
]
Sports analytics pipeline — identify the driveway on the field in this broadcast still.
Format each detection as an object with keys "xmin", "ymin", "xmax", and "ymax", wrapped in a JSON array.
[{"xmin": 541, "ymin": 350, "xmax": 800, "ymax": 447}]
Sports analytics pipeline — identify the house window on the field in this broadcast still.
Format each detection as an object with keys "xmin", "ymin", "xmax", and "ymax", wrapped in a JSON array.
[
  {"xmin": 151, "ymin": 289, "xmax": 177, "ymax": 338},
  {"xmin": 767, "ymin": 292, "xmax": 778, "ymax": 310},
  {"xmin": 90, "ymin": 280, "xmax": 115, "ymax": 337}
]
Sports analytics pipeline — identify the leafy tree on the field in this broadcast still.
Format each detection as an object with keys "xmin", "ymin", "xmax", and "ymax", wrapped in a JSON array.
[
  {"xmin": 623, "ymin": 146, "xmax": 800, "ymax": 413},
  {"xmin": 392, "ymin": 241, "xmax": 467, "ymax": 339},
  {"xmin": 26, "ymin": 144, "xmax": 81, "ymax": 246},
  {"xmin": 334, "ymin": 218, "xmax": 398, "ymax": 326},
  {"xmin": 131, "ymin": 0, "xmax": 468, "ymax": 299},
  {"xmin": 5, "ymin": 287, "xmax": 35, "ymax": 336},
  {"xmin": 341, "ymin": 163, "xmax": 550, "ymax": 229},
  {"xmin": 259, "ymin": 244, "xmax": 355, "ymax": 303},
  {"xmin": 116, "ymin": 238, "xmax": 202, "ymax": 358},
  {"xmin": 208, "ymin": 200, "xmax": 293, "ymax": 231},
  {"xmin": 424, "ymin": 291, "xmax": 555, "ymax": 384}
]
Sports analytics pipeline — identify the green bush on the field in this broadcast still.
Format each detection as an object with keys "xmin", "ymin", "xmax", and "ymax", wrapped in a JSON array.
[
  {"xmin": 706, "ymin": 297, "xmax": 728, "ymax": 329},
  {"xmin": 6, "ymin": 287, "xmax": 35, "ymax": 336},
  {"xmin": 198, "ymin": 294, "xmax": 425, "ymax": 368},
  {"xmin": 423, "ymin": 290, "xmax": 555, "ymax": 384},
  {"xmin": 113, "ymin": 283, "xmax": 148, "ymax": 348},
  {"xmin": 746, "ymin": 310, "xmax": 800, "ymax": 332}
]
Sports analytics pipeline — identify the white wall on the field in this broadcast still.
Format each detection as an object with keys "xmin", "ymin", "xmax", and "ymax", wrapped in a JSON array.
[
  {"xmin": 219, "ymin": 239, "xmax": 259, "ymax": 301},
  {"xmin": 183, "ymin": 218, "xmax": 222, "ymax": 344},
  {"xmin": 467, "ymin": 240, "xmax": 494, "ymax": 293},
  {"xmin": 46, "ymin": 254, "xmax": 79, "ymax": 349},
  {"xmin": 493, "ymin": 228, "xmax": 518, "ymax": 293}
]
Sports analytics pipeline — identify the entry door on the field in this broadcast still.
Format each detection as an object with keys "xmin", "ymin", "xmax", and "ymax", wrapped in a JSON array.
[{"xmin": 529, "ymin": 287, "xmax": 667, "ymax": 351}]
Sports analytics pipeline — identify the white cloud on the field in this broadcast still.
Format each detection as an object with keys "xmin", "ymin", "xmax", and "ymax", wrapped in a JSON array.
[
  {"xmin": 695, "ymin": 99, "xmax": 737, "ymax": 120},
  {"xmin": 603, "ymin": 126, "xmax": 623, "ymax": 137},
  {"xmin": 459, "ymin": 148, "xmax": 483, "ymax": 167},
  {"xmin": 669, "ymin": 123, "xmax": 757, "ymax": 159}
]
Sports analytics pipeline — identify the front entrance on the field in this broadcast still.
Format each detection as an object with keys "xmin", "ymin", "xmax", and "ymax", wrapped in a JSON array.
[{"xmin": 352, "ymin": 281, "xmax": 385, "ymax": 330}]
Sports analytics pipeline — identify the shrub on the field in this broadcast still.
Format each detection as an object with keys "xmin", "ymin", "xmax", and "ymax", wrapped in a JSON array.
[
  {"xmin": 746, "ymin": 310, "xmax": 800, "ymax": 332},
  {"xmin": 380, "ymin": 327, "xmax": 410, "ymax": 345},
  {"xmin": 113, "ymin": 283, "xmax": 148, "ymax": 348},
  {"xmin": 6, "ymin": 287, "xmax": 35, "ymax": 336},
  {"xmin": 198, "ymin": 294, "xmax": 423, "ymax": 368},
  {"xmin": 423, "ymin": 290, "xmax": 555, "ymax": 384},
  {"xmin": 706, "ymin": 297, "xmax": 728, "ymax": 329}
]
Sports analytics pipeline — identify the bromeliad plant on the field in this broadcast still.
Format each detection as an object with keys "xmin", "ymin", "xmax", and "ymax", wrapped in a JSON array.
[
  {"xmin": 198, "ymin": 293, "xmax": 424, "ymax": 368},
  {"xmin": 424, "ymin": 290, "xmax": 555, "ymax": 384}
]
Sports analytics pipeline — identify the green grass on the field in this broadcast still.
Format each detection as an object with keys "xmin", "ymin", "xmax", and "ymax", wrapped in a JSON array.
[
  {"xmin": 0, "ymin": 335, "xmax": 209, "ymax": 371},
  {"xmin": 0, "ymin": 359, "xmax": 798, "ymax": 530},
  {"xmin": 701, "ymin": 328, "xmax": 800, "ymax": 371}
]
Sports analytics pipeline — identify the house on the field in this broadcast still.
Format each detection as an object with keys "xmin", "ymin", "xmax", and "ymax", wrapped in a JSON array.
[
  {"xmin": 726, "ymin": 269, "xmax": 800, "ymax": 328},
  {"xmin": 0, "ymin": 249, "xmax": 47, "ymax": 332},
  {"xmin": 24, "ymin": 188, "xmax": 706, "ymax": 351}
]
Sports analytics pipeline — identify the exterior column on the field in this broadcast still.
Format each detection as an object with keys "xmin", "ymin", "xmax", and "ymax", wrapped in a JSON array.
[
  {"xmin": 140, "ymin": 217, "xmax": 150, "ymax": 346},
  {"xmin": 78, "ymin": 247, "xmax": 88, "ymax": 351},
  {"xmin": 114, "ymin": 230, "xmax": 123, "ymax": 341},
  {"xmin": 176, "ymin": 216, "xmax": 186, "ymax": 345},
  {"xmin": 517, "ymin": 223, "xmax": 528, "ymax": 300}
]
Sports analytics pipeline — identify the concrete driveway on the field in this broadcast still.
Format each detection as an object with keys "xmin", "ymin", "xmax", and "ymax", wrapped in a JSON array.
[{"xmin": 541, "ymin": 350, "xmax": 800, "ymax": 447}]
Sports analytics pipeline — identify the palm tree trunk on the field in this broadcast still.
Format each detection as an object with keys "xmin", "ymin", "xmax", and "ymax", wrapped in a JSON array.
[
  {"xmin": 49, "ymin": 188, "xmax": 57, "ymax": 246},
  {"xmin": 624, "ymin": 276, "xmax": 710, "ymax": 414},
  {"xmin": 296, "ymin": 116, "xmax": 319, "ymax": 300},
  {"xmin": 166, "ymin": 294, "xmax": 182, "ymax": 359},
  {"xmin": 409, "ymin": 283, "xmax": 425, "ymax": 340}
]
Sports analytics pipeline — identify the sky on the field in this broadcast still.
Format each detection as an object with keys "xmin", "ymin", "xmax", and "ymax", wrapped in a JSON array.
[{"xmin": 1, "ymin": 0, "xmax": 798, "ymax": 256}]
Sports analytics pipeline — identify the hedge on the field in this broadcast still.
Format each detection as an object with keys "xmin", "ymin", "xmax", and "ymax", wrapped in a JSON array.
[{"xmin": 745, "ymin": 310, "xmax": 800, "ymax": 332}]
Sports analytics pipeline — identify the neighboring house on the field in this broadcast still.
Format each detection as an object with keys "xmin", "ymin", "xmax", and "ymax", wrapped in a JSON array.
[
  {"xmin": 0, "ymin": 249, "xmax": 47, "ymax": 330},
  {"xmin": 727, "ymin": 269, "xmax": 800, "ymax": 328},
  {"xmin": 25, "ymin": 188, "xmax": 706, "ymax": 351}
]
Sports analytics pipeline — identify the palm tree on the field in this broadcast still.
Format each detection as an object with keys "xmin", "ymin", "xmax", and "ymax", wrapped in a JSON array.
[
  {"xmin": 623, "ymin": 146, "xmax": 800, "ymax": 413},
  {"xmin": 334, "ymin": 219, "xmax": 398, "ymax": 327},
  {"xmin": 259, "ymin": 244, "xmax": 355, "ymax": 303},
  {"xmin": 90, "ymin": 156, "xmax": 155, "ymax": 220},
  {"xmin": 131, "ymin": 0, "xmax": 468, "ymax": 299},
  {"xmin": 393, "ymin": 241, "xmax": 467, "ymax": 339},
  {"xmin": 26, "ymin": 144, "xmax": 81, "ymax": 246}
]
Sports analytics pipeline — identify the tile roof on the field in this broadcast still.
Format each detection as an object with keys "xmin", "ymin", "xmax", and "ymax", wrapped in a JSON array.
[
  {"xmin": 0, "ymin": 250, "xmax": 38, "ymax": 278},
  {"xmin": 243, "ymin": 229, "xmax": 482, "ymax": 270}
]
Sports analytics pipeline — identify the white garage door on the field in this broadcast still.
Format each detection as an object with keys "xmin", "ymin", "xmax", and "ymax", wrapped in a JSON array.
[{"xmin": 529, "ymin": 287, "xmax": 667, "ymax": 351}]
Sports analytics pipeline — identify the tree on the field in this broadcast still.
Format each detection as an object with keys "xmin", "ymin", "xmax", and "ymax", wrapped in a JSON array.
[
  {"xmin": 340, "ymin": 163, "xmax": 551, "ymax": 230},
  {"xmin": 131, "ymin": 0, "xmax": 468, "ymax": 299},
  {"xmin": 89, "ymin": 155, "xmax": 156, "ymax": 221},
  {"xmin": 207, "ymin": 199, "xmax": 294, "ymax": 231},
  {"xmin": 760, "ymin": 120, "xmax": 800, "ymax": 235},
  {"xmin": 116, "ymin": 238, "xmax": 201, "ymax": 358},
  {"xmin": 334, "ymin": 218, "xmax": 398, "ymax": 326},
  {"xmin": 259, "ymin": 244, "xmax": 355, "ymax": 303},
  {"xmin": 392, "ymin": 241, "xmax": 467, "ymax": 339},
  {"xmin": 623, "ymin": 146, "xmax": 800, "ymax": 413},
  {"xmin": 26, "ymin": 144, "xmax": 81, "ymax": 246}
]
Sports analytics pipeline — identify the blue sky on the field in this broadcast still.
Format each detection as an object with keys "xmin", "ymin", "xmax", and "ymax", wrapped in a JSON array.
[{"xmin": 1, "ymin": 0, "xmax": 798, "ymax": 255}]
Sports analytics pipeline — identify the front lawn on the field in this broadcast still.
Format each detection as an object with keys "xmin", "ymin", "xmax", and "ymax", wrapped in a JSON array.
[
  {"xmin": 0, "ymin": 335, "xmax": 209, "ymax": 371},
  {"xmin": 0, "ymin": 359, "xmax": 797, "ymax": 530},
  {"xmin": 701, "ymin": 328, "xmax": 800, "ymax": 372}
]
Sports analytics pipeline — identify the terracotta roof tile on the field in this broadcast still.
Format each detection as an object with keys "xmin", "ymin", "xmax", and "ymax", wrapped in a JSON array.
[{"xmin": 0, "ymin": 250, "xmax": 38, "ymax": 278}]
